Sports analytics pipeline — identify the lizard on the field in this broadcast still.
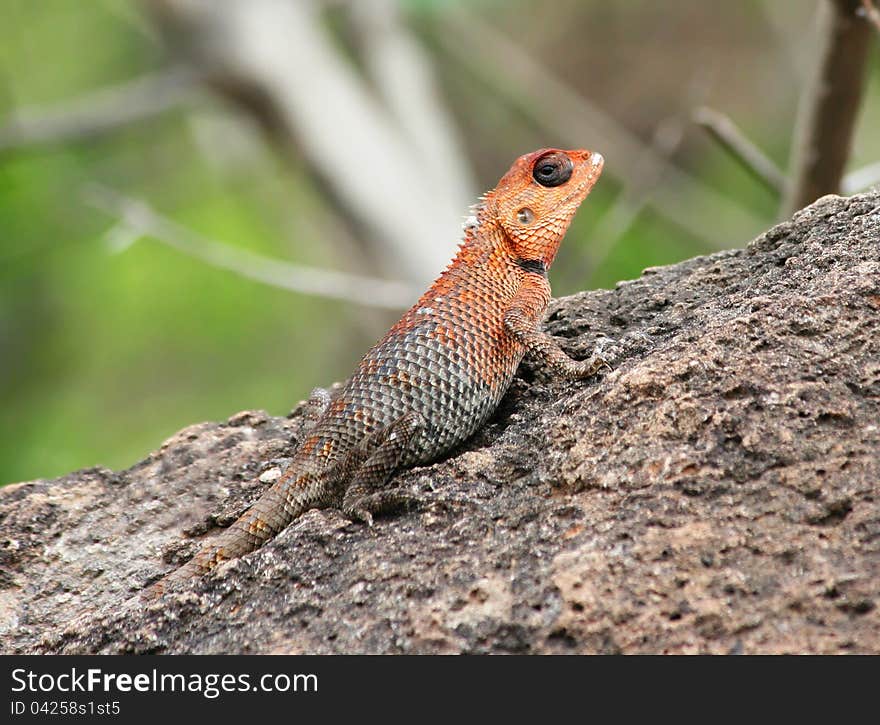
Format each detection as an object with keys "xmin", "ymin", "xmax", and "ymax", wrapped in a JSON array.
[{"xmin": 146, "ymin": 147, "xmax": 607, "ymax": 599}]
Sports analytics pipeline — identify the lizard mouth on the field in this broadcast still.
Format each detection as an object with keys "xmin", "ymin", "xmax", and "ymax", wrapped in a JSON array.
[{"xmin": 558, "ymin": 161, "xmax": 602, "ymax": 209}]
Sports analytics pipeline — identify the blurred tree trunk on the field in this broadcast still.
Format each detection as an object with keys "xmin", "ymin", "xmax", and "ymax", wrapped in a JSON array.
[
  {"xmin": 784, "ymin": 0, "xmax": 873, "ymax": 215},
  {"xmin": 144, "ymin": 0, "xmax": 474, "ymax": 288}
]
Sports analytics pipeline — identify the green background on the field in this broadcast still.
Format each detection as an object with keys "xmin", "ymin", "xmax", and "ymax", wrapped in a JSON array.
[{"xmin": 1, "ymin": 0, "xmax": 878, "ymax": 485}]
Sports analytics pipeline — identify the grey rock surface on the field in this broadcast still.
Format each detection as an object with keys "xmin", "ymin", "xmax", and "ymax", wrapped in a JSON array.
[{"xmin": 2, "ymin": 192, "xmax": 879, "ymax": 654}]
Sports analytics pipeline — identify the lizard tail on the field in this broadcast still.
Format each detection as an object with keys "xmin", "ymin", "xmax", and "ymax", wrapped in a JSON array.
[{"xmin": 143, "ymin": 468, "xmax": 316, "ymax": 600}]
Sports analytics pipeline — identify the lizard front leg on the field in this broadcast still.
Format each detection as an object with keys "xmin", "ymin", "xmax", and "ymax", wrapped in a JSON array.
[{"xmin": 504, "ymin": 274, "xmax": 611, "ymax": 379}]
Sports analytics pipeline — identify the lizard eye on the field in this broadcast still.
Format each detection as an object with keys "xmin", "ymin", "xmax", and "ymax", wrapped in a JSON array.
[
  {"xmin": 533, "ymin": 151, "xmax": 573, "ymax": 187},
  {"xmin": 516, "ymin": 208, "xmax": 534, "ymax": 224}
]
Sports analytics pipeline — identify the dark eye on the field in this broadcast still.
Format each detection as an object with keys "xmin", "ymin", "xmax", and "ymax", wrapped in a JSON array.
[{"xmin": 532, "ymin": 152, "xmax": 573, "ymax": 187}]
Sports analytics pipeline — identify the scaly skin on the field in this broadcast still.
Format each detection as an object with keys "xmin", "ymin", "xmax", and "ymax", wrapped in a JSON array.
[{"xmin": 147, "ymin": 148, "xmax": 605, "ymax": 598}]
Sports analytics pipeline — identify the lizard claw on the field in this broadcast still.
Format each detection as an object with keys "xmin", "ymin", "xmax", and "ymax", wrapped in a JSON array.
[
  {"xmin": 342, "ymin": 506, "xmax": 374, "ymax": 527},
  {"xmin": 571, "ymin": 336, "xmax": 620, "ymax": 378},
  {"xmin": 342, "ymin": 488, "xmax": 423, "ymax": 527}
]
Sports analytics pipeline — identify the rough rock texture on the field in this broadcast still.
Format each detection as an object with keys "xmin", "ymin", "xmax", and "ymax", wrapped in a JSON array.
[{"xmin": 2, "ymin": 192, "xmax": 879, "ymax": 654}]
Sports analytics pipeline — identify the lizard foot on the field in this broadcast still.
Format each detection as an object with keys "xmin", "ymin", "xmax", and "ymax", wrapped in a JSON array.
[
  {"xmin": 342, "ymin": 488, "xmax": 423, "ymax": 527},
  {"xmin": 572, "ymin": 335, "xmax": 620, "ymax": 377}
]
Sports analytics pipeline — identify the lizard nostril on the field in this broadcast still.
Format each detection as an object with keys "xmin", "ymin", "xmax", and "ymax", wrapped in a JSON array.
[{"xmin": 591, "ymin": 152, "xmax": 604, "ymax": 167}]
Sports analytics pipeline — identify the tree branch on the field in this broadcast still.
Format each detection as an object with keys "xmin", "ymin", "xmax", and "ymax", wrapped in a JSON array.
[
  {"xmin": 783, "ymin": 0, "xmax": 873, "ymax": 215},
  {"xmin": 84, "ymin": 184, "xmax": 417, "ymax": 311},
  {"xmin": 145, "ymin": 0, "xmax": 472, "ymax": 287},
  {"xmin": 585, "ymin": 117, "xmax": 686, "ymax": 275},
  {"xmin": 693, "ymin": 107, "xmax": 786, "ymax": 196},
  {"xmin": 349, "ymin": 0, "xmax": 475, "ymax": 211},
  {"xmin": 0, "ymin": 67, "xmax": 201, "ymax": 153}
]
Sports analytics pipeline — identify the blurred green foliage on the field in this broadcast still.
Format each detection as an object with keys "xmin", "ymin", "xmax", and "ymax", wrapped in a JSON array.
[
  {"xmin": 1, "ymin": 0, "xmax": 877, "ymax": 485},
  {"xmin": 0, "ymin": 1, "xmax": 370, "ymax": 483}
]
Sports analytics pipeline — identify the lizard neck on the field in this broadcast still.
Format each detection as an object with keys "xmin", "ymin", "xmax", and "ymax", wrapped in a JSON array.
[
  {"xmin": 405, "ymin": 219, "xmax": 520, "ymax": 312},
  {"xmin": 450, "ymin": 218, "xmax": 521, "ymax": 277},
  {"xmin": 468, "ymin": 209, "xmax": 562, "ymax": 272}
]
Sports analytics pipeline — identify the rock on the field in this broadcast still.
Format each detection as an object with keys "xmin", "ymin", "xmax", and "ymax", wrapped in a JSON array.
[{"xmin": 2, "ymin": 191, "xmax": 879, "ymax": 654}]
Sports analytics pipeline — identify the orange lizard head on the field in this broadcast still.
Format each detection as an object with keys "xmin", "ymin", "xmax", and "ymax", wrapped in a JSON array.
[{"xmin": 485, "ymin": 148, "xmax": 603, "ymax": 269}]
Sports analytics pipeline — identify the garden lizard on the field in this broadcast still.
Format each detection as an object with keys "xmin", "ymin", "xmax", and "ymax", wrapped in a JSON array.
[{"xmin": 147, "ymin": 147, "xmax": 607, "ymax": 598}]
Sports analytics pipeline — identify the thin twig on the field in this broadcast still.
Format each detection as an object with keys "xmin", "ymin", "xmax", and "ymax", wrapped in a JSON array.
[
  {"xmin": 584, "ymin": 70, "xmax": 713, "ymax": 271},
  {"xmin": 83, "ymin": 184, "xmax": 418, "ymax": 310},
  {"xmin": 860, "ymin": 0, "xmax": 880, "ymax": 32},
  {"xmin": 0, "ymin": 67, "xmax": 202, "ymax": 153},
  {"xmin": 584, "ymin": 117, "xmax": 686, "ymax": 276},
  {"xmin": 693, "ymin": 107, "xmax": 787, "ymax": 196}
]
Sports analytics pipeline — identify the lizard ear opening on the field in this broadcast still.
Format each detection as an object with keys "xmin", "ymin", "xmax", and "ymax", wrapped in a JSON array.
[
  {"xmin": 516, "ymin": 208, "xmax": 535, "ymax": 225},
  {"xmin": 532, "ymin": 151, "xmax": 573, "ymax": 187}
]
